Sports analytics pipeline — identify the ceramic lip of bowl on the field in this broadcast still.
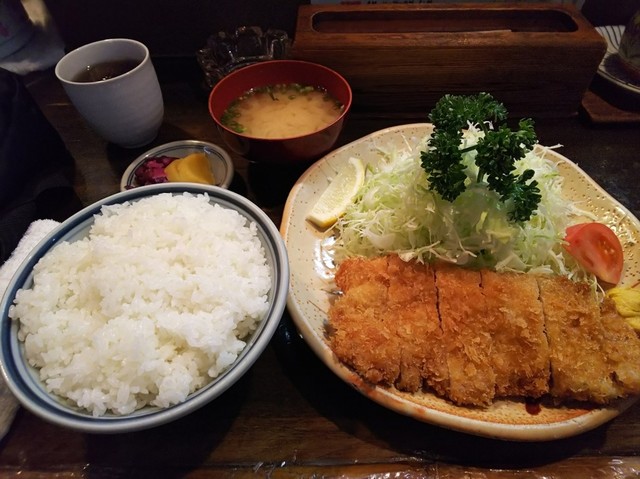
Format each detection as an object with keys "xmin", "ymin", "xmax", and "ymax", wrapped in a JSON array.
[
  {"xmin": 0, "ymin": 183, "xmax": 289, "ymax": 433},
  {"xmin": 208, "ymin": 59, "xmax": 352, "ymax": 164}
]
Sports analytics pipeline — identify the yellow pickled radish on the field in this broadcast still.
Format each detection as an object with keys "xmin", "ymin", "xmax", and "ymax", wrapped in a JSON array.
[
  {"xmin": 165, "ymin": 152, "xmax": 216, "ymax": 185},
  {"xmin": 306, "ymin": 156, "xmax": 365, "ymax": 229}
]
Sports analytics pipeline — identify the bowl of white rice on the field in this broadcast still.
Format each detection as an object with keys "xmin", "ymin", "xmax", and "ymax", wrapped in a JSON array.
[{"xmin": 0, "ymin": 183, "xmax": 288, "ymax": 433}]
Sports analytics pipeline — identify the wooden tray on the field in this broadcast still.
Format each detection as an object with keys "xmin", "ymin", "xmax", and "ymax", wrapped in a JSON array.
[{"xmin": 291, "ymin": 3, "xmax": 607, "ymax": 118}]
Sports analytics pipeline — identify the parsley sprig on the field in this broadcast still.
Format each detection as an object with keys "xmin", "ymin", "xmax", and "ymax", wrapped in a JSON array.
[{"xmin": 420, "ymin": 93, "xmax": 541, "ymax": 222}]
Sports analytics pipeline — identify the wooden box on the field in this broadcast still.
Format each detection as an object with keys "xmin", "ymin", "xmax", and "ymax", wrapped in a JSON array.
[{"xmin": 291, "ymin": 3, "xmax": 607, "ymax": 118}]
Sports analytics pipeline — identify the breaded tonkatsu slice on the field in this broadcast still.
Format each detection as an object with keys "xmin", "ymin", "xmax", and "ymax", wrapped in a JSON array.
[
  {"xmin": 329, "ymin": 256, "xmax": 401, "ymax": 385},
  {"xmin": 329, "ymin": 254, "xmax": 640, "ymax": 408},
  {"xmin": 435, "ymin": 262, "xmax": 496, "ymax": 407},
  {"xmin": 386, "ymin": 255, "xmax": 449, "ymax": 395},
  {"xmin": 537, "ymin": 276, "xmax": 618, "ymax": 404},
  {"xmin": 599, "ymin": 298, "xmax": 640, "ymax": 395},
  {"xmin": 334, "ymin": 255, "xmax": 388, "ymax": 293},
  {"xmin": 480, "ymin": 270, "xmax": 550, "ymax": 399}
]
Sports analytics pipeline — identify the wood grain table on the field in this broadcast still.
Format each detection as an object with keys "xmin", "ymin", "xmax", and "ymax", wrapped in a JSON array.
[{"xmin": 1, "ymin": 58, "xmax": 640, "ymax": 478}]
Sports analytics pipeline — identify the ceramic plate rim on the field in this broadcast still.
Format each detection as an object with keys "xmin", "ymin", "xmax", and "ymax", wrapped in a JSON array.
[
  {"xmin": 119, "ymin": 140, "xmax": 235, "ymax": 191},
  {"xmin": 281, "ymin": 123, "xmax": 640, "ymax": 442}
]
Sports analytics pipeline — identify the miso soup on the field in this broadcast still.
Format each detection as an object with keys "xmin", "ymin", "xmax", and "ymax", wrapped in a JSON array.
[{"xmin": 221, "ymin": 83, "xmax": 344, "ymax": 139}]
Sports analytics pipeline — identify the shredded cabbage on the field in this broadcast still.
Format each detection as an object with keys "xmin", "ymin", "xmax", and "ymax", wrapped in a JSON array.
[{"xmin": 332, "ymin": 126, "xmax": 593, "ymax": 279}]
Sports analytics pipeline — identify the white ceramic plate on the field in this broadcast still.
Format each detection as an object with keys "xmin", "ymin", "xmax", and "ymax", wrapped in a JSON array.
[
  {"xmin": 120, "ymin": 140, "xmax": 234, "ymax": 191},
  {"xmin": 281, "ymin": 124, "xmax": 640, "ymax": 442},
  {"xmin": 595, "ymin": 25, "xmax": 640, "ymax": 97}
]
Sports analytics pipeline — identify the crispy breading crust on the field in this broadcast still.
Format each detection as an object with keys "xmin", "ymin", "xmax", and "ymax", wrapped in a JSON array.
[
  {"xmin": 387, "ymin": 255, "xmax": 448, "ymax": 395},
  {"xmin": 435, "ymin": 262, "xmax": 496, "ymax": 406},
  {"xmin": 537, "ymin": 276, "xmax": 618, "ymax": 404},
  {"xmin": 481, "ymin": 270, "xmax": 550, "ymax": 399},
  {"xmin": 328, "ymin": 254, "xmax": 640, "ymax": 407},
  {"xmin": 600, "ymin": 298, "xmax": 640, "ymax": 394}
]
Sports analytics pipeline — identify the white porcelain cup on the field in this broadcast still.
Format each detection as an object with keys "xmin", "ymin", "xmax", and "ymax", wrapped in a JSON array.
[{"xmin": 55, "ymin": 38, "xmax": 164, "ymax": 148}]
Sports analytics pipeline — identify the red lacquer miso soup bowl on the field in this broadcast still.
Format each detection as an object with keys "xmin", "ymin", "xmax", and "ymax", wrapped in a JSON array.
[{"xmin": 208, "ymin": 60, "xmax": 352, "ymax": 165}]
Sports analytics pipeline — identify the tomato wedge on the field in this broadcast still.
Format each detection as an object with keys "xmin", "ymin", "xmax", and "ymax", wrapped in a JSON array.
[{"xmin": 563, "ymin": 222, "xmax": 624, "ymax": 284}]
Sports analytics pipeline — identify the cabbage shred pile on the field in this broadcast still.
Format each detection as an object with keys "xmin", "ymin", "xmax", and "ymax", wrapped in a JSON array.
[{"xmin": 333, "ymin": 125, "xmax": 588, "ymax": 278}]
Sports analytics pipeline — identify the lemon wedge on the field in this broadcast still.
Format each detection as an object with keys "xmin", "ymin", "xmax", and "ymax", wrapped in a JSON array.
[{"xmin": 306, "ymin": 156, "xmax": 365, "ymax": 229}]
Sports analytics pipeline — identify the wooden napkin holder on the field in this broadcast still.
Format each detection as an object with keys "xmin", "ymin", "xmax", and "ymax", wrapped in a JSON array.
[{"xmin": 291, "ymin": 3, "xmax": 606, "ymax": 118}]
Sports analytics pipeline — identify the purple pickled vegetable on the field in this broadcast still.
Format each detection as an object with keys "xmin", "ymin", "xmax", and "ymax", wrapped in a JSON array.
[{"xmin": 134, "ymin": 156, "xmax": 177, "ymax": 185}]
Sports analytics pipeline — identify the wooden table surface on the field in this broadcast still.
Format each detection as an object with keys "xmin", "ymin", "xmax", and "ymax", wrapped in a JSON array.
[{"xmin": 1, "ymin": 59, "xmax": 640, "ymax": 478}]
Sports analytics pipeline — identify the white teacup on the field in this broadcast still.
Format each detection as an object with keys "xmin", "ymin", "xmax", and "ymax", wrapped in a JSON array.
[{"xmin": 55, "ymin": 38, "xmax": 164, "ymax": 148}]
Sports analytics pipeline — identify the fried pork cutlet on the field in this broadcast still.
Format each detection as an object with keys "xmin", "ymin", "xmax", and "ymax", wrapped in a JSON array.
[
  {"xmin": 334, "ymin": 255, "xmax": 388, "ymax": 293},
  {"xmin": 537, "ymin": 276, "xmax": 619, "ymax": 404},
  {"xmin": 386, "ymin": 255, "xmax": 448, "ymax": 395},
  {"xmin": 327, "ymin": 253, "xmax": 640, "ymax": 408},
  {"xmin": 329, "ymin": 255, "xmax": 449, "ymax": 394},
  {"xmin": 435, "ymin": 262, "xmax": 496, "ymax": 406},
  {"xmin": 600, "ymin": 298, "xmax": 640, "ymax": 394},
  {"xmin": 330, "ymin": 256, "xmax": 400, "ymax": 385},
  {"xmin": 480, "ymin": 270, "xmax": 550, "ymax": 399}
]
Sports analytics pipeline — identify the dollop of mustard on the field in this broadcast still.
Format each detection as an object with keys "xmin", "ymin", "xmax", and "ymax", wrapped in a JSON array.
[{"xmin": 607, "ymin": 286, "xmax": 640, "ymax": 331}]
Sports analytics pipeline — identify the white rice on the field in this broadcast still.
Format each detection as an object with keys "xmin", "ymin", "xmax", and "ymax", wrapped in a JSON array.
[{"xmin": 9, "ymin": 192, "xmax": 272, "ymax": 416}]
